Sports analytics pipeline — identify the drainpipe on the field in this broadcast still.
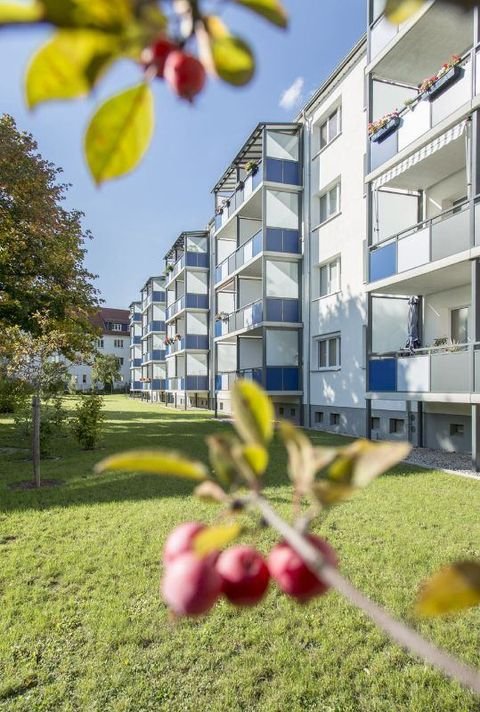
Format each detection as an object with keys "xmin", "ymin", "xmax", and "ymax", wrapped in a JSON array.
[{"xmin": 301, "ymin": 110, "xmax": 313, "ymax": 428}]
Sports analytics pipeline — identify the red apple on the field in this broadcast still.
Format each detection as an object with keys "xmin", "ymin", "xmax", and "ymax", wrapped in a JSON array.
[
  {"xmin": 163, "ymin": 521, "xmax": 205, "ymax": 565},
  {"xmin": 267, "ymin": 535, "xmax": 338, "ymax": 602},
  {"xmin": 161, "ymin": 552, "xmax": 222, "ymax": 616},
  {"xmin": 216, "ymin": 545, "xmax": 270, "ymax": 606},
  {"xmin": 141, "ymin": 37, "xmax": 177, "ymax": 77},
  {"xmin": 164, "ymin": 50, "xmax": 206, "ymax": 102}
]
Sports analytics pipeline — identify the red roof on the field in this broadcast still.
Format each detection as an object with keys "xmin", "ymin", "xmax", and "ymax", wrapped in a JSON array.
[{"xmin": 90, "ymin": 308, "xmax": 130, "ymax": 335}]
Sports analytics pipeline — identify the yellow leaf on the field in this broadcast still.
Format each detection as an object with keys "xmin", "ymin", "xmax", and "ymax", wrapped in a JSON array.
[
  {"xmin": 25, "ymin": 30, "xmax": 117, "ymax": 109},
  {"xmin": 416, "ymin": 561, "xmax": 480, "ymax": 617},
  {"xmin": 193, "ymin": 522, "xmax": 242, "ymax": 556},
  {"xmin": 209, "ymin": 34, "xmax": 255, "ymax": 87},
  {"xmin": 194, "ymin": 481, "xmax": 229, "ymax": 504},
  {"xmin": 384, "ymin": 0, "xmax": 425, "ymax": 24},
  {"xmin": 95, "ymin": 449, "xmax": 208, "ymax": 480},
  {"xmin": 206, "ymin": 433, "xmax": 241, "ymax": 486},
  {"xmin": 0, "ymin": 1, "xmax": 43, "ymax": 23},
  {"xmin": 351, "ymin": 440, "xmax": 411, "ymax": 487},
  {"xmin": 233, "ymin": 0, "xmax": 288, "ymax": 28},
  {"xmin": 84, "ymin": 82, "xmax": 154, "ymax": 184},
  {"xmin": 241, "ymin": 444, "xmax": 269, "ymax": 476},
  {"xmin": 40, "ymin": 0, "xmax": 133, "ymax": 32},
  {"xmin": 311, "ymin": 481, "xmax": 356, "ymax": 506},
  {"xmin": 231, "ymin": 379, "xmax": 274, "ymax": 445}
]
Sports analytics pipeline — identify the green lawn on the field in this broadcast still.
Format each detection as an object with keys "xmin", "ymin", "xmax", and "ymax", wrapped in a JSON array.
[{"xmin": 1, "ymin": 396, "xmax": 480, "ymax": 712}]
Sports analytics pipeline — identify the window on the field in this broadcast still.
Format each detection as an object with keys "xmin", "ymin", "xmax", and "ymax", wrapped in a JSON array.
[
  {"xmin": 319, "ymin": 108, "xmax": 341, "ymax": 149},
  {"xmin": 118, "ymin": 358, "xmax": 124, "ymax": 366},
  {"xmin": 315, "ymin": 411, "xmax": 324, "ymax": 423},
  {"xmin": 371, "ymin": 417, "xmax": 380, "ymax": 430},
  {"xmin": 279, "ymin": 406, "xmax": 284, "ymax": 416},
  {"xmin": 330, "ymin": 413, "xmax": 340, "ymax": 426},
  {"xmin": 450, "ymin": 423, "xmax": 464, "ymax": 437},
  {"xmin": 219, "ymin": 402, "xmax": 224, "ymax": 411},
  {"xmin": 389, "ymin": 418, "xmax": 405, "ymax": 434},
  {"xmin": 319, "ymin": 257, "xmax": 341, "ymax": 297},
  {"xmin": 319, "ymin": 183, "xmax": 341, "ymax": 224},
  {"xmin": 114, "ymin": 339, "xmax": 124, "ymax": 348},
  {"xmin": 451, "ymin": 307, "xmax": 469, "ymax": 344},
  {"xmin": 82, "ymin": 374, "xmax": 87, "ymax": 384},
  {"xmin": 112, "ymin": 322, "xmax": 123, "ymax": 332},
  {"xmin": 317, "ymin": 334, "xmax": 341, "ymax": 369},
  {"xmin": 97, "ymin": 339, "xmax": 104, "ymax": 349}
]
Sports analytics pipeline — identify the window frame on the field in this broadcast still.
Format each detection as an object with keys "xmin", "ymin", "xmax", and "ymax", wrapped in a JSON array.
[
  {"xmin": 319, "ymin": 107, "xmax": 341, "ymax": 151},
  {"xmin": 315, "ymin": 333, "xmax": 341, "ymax": 371},
  {"xmin": 317, "ymin": 255, "xmax": 341, "ymax": 299},
  {"xmin": 319, "ymin": 182, "xmax": 341, "ymax": 225}
]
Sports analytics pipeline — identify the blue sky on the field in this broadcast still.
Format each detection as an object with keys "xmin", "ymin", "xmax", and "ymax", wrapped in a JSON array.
[{"xmin": 0, "ymin": 1, "xmax": 366, "ymax": 307}]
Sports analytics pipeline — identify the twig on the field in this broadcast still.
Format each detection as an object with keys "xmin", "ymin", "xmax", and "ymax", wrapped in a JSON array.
[{"xmin": 253, "ymin": 494, "xmax": 480, "ymax": 695}]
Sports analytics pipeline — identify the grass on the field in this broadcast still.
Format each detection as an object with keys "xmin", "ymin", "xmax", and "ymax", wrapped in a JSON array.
[{"xmin": 1, "ymin": 395, "xmax": 480, "ymax": 712}]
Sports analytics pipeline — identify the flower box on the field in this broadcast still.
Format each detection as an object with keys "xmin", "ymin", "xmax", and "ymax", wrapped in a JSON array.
[
  {"xmin": 423, "ymin": 64, "xmax": 462, "ymax": 100},
  {"xmin": 369, "ymin": 115, "xmax": 400, "ymax": 143}
]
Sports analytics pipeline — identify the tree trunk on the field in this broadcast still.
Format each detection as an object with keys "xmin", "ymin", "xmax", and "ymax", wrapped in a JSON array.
[{"xmin": 32, "ymin": 394, "xmax": 41, "ymax": 487}]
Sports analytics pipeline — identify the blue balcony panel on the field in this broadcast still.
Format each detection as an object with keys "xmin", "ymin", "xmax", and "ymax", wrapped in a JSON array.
[
  {"xmin": 265, "ymin": 228, "xmax": 300, "ymax": 254},
  {"xmin": 369, "ymin": 359, "xmax": 397, "ymax": 392},
  {"xmin": 185, "ymin": 375, "xmax": 209, "ymax": 391},
  {"xmin": 369, "ymin": 243, "xmax": 397, "ymax": 282},
  {"xmin": 265, "ymin": 158, "xmax": 301, "ymax": 186},
  {"xmin": 152, "ymin": 291, "xmax": 166, "ymax": 302},
  {"xmin": 132, "ymin": 358, "xmax": 142, "ymax": 368},
  {"xmin": 266, "ymin": 367, "xmax": 300, "ymax": 391},
  {"xmin": 185, "ymin": 293, "xmax": 209, "ymax": 309},
  {"xmin": 147, "ymin": 320, "xmax": 165, "ymax": 333},
  {"xmin": 132, "ymin": 381, "xmax": 142, "ymax": 390},
  {"xmin": 215, "ymin": 320, "xmax": 223, "ymax": 337},
  {"xmin": 133, "ymin": 336, "xmax": 141, "ymax": 345},
  {"xmin": 131, "ymin": 313, "xmax": 141, "ymax": 322},
  {"xmin": 152, "ymin": 349, "xmax": 166, "ymax": 361},
  {"xmin": 186, "ymin": 252, "xmax": 209, "ymax": 268},
  {"xmin": 185, "ymin": 334, "xmax": 209, "ymax": 349},
  {"xmin": 266, "ymin": 298, "xmax": 299, "ymax": 323},
  {"xmin": 239, "ymin": 368, "xmax": 262, "ymax": 385},
  {"xmin": 151, "ymin": 379, "xmax": 166, "ymax": 390},
  {"xmin": 215, "ymin": 374, "xmax": 222, "ymax": 391}
]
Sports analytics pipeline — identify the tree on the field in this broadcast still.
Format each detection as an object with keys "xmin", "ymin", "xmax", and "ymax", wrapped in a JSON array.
[
  {"xmin": 0, "ymin": 314, "xmax": 72, "ymax": 487},
  {"xmin": 92, "ymin": 353, "xmax": 121, "ymax": 393},
  {"xmin": 0, "ymin": 114, "xmax": 101, "ymax": 352}
]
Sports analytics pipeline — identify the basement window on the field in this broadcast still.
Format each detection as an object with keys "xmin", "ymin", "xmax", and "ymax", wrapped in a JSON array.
[
  {"xmin": 450, "ymin": 423, "xmax": 464, "ymax": 437},
  {"xmin": 330, "ymin": 413, "xmax": 340, "ymax": 426},
  {"xmin": 315, "ymin": 411, "xmax": 324, "ymax": 423},
  {"xmin": 371, "ymin": 417, "xmax": 380, "ymax": 430},
  {"xmin": 389, "ymin": 418, "xmax": 405, "ymax": 434}
]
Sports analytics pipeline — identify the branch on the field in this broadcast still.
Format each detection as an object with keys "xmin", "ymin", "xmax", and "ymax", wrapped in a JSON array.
[{"xmin": 253, "ymin": 494, "xmax": 480, "ymax": 695}]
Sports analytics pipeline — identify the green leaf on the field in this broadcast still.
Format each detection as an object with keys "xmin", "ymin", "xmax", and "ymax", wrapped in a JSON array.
[
  {"xmin": 95, "ymin": 449, "xmax": 208, "ymax": 480},
  {"xmin": 193, "ymin": 522, "xmax": 242, "ymax": 556},
  {"xmin": 416, "ymin": 561, "xmax": 480, "ymax": 617},
  {"xmin": 40, "ymin": 0, "xmax": 133, "ymax": 32},
  {"xmin": 233, "ymin": 0, "xmax": 288, "ymax": 28},
  {"xmin": 384, "ymin": 0, "xmax": 425, "ymax": 24},
  {"xmin": 206, "ymin": 433, "xmax": 240, "ymax": 487},
  {"xmin": 0, "ymin": 1, "xmax": 43, "ymax": 23},
  {"xmin": 231, "ymin": 379, "xmax": 274, "ymax": 445},
  {"xmin": 84, "ymin": 82, "xmax": 154, "ymax": 184},
  {"xmin": 25, "ymin": 30, "xmax": 118, "ymax": 109},
  {"xmin": 349, "ymin": 440, "xmax": 411, "ymax": 487},
  {"xmin": 209, "ymin": 34, "xmax": 255, "ymax": 87}
]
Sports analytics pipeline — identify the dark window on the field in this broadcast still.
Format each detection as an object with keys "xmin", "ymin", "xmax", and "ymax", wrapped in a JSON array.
[
  {"xmin": 389, "ymin": 418, "xmax": 404, "ymax": 434},
  {"xmin": 279, "ymin": 406, "xmax": 284, "ymax": 416},
  {"xmin": 371, "ymin": 416, "xmax": 380, "ymax": 430},
  {"xmin": 315, "ymin": 411, "xmax": 324, "ymax": 423},
  {"xmin": 330, "ymin": 413, "xmax": 340, "ymax": 426},
  {"xmin": 450, "ymin": 423, "xmax": 464, "ymax": 436}
]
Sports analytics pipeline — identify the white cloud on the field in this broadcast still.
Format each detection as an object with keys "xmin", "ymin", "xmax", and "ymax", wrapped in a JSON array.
[{"xmin": 279, "ymin": 77, "xmax": 305, "ymax": 111}]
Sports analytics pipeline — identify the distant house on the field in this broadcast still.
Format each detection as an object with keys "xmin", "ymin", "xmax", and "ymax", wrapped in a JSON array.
[{"xmin": 69, "ymin": 307, "xmax": 131, "ymax": 391}]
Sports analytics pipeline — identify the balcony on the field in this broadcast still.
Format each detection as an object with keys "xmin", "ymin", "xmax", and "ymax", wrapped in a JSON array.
[
  {"xmin": 214, "ymin": 158, "xmax": 301, "ymax": 233},
  {"xmin": 369, "ymin": 202, "xmax": 472, "ymax": 285},
  {"xmin": 142, "ymin": 291, "xmax": 165, "ymax": 311},
  {"xmin": 131, "ymin": 381, "xmax": 142, "ymax": 390},
  {"xmin": 166, "ymin": 334, "xmax": 209, "ymax": 355},
  {"xmin": 368, "ymin": 343, "xmax": 480, "ymax": 397},
  {"xmin": 143, "ymin": 320, "xmax": 166, "ymax": 335},
  {"xmin": 369, "ymin": 55, "xmax": 472, "ymax": 174},
  {"xmin": 142, "ymin": 350, "xmax": 166, "ymax": 363},
  {"xmin": 132, "ymin": 358, "xmax": 142, "ymax": 368},
  {"xmin": 215, "ymin": 367, "xmax": 301, "ymax": 392},
  {"xmin": 215, "ymin": 298, "xmax": 300, "ymax": 338},
  {"xmin": 167, "ymin": 376, "xmax": 209, "ymax": 391},
  {"xmin": 132, "ymin": 335, "xmax": 141, "ymax": 345},
  {"xmin": 215, "ymin": 228, "xmax": 300, "ymax": 285},
  {"xmin": 166, "ymin": 293, "xmax": 209, "ymax": 321},
  {"xmin": 165, "ymin": 251, "xmax": 209, "ymax": 286},
  {"xmin": 130, "ymin": 312, "xmax": 141, "ymax": 323}
]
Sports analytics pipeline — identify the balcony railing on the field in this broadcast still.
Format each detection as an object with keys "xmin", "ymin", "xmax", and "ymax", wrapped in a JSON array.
[
  {"xmin": 166, "ymin": 293, "xmax": 209, "ymax": 321},
  {"xmin": 370, "ymin": 55, "xmax": 471, "ymax": 173},
  {"xmin": 166, "ymin": 334, "xmax": 209, "ymax": 355},
  {"xmin": 131, "ymin": 381, "xmax": 142, "ymax": 390},
  {"xmin": 132, "ymin": 358, "xmax": 142, "ymax": 368},
  {"xmin": 215, "ymin": 228, "xmax": 300, "ymax": 284},
  {"xmin": 167, "ymin": 376, "xmax": 209, "ymax": 391},
  {"xmin": 144, "ymin": 320, "xmax": 166, "ymax": 334},
  {"xmin": 369, "ymin": 201, "xmax": 471, "ymax": 283},
  {"xmin": 166, "ymin": 251, "xmax": 209, "ymax": 285},
  {"xmin": 142, "ymin": 290, "xmax": 165, "ymax": 310},
  {"xmin": 142, "ymin": 350, "xmax": 166, "ymax": 363},
  {"xmin": 215, "ymin": 298, "xmax": 300, "ymax": 337},
  {"xmin": 368, "ymin": 343, "xmax": 480, "ymax": 394},
  {"xmin": 132, "ymin": 335, "xmax": 141, "ymax": 345},
  {"xmin": 215, "ymin": 367, "xmax": 300, "ymax": 391},
  {"xmin": 130, "ymin": 312, "xmax": 141, "ymax": 323}
]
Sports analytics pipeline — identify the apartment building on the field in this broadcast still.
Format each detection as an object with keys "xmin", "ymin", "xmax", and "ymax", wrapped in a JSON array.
[
  {"xmin": 129, "ymin": 301, "xmax": 142, "ymax": 395},
  {"xmin": 164, "ymin": 231, "xmax": 210, "ymax": 409},
  {"xmin": 69, "ymin": 307, "xmax": 130, "ymax": 391},
  {"xmin": 212, "ymin": 123, "xmax": 303, "ymax": 421},
  {"xmin": 300, "ymin": 38, "xmax": 368, "ymax": 435},
  {"xmin": 365, "ymin": 1, "xmax": 480, "ymax": 460}
]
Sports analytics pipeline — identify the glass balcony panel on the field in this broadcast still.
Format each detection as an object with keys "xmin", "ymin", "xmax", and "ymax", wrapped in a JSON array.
[
  {"xmin": 397, "ymin": 227, "xmax": 430, "ymax": 272},
  {"xmin": 430, "ymin": 350, "xmax": 470, "ymax": 392},
  {"xmin": 432, "ymin": 61, "xmax": 471, "ymax": 127},
  {"xmin": 396, "ymin": 355, "xmax": 430, "ymax": 392},
  {"xmin": 397, "ymin": 102, "xmax": 430, "ymax": 152},
  {"xmin": 431, "ymin": 208, "xmax": 470, "ymax": 261},
  {"xmin": 476, "ymin": 202, "xmax": 480, "ymax": 246},
  {"xmin": 369, "ymin": 242, "xmax": 397, "ymax": 282},
  {"xmin": 370, "ymin": 129, "xmax": 398, "ymax": 172}
]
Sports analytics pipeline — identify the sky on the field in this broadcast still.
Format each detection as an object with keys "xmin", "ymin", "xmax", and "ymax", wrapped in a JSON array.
[{"xmin": 0, "ymin": 0, "xmax": 366, "ymax": 308}]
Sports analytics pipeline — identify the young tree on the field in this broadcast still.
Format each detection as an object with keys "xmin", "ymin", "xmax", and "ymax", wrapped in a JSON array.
[
  {"xmin": 0, "ymin": 114, "xmax": 101, "ymax": 354},
  {"xmin": 91, "ymin": 353, "xmax": 122, "ymax": 393},
  {"xmin": 0, "ymin": 315, "xmax": 72, "ymax": 487}
]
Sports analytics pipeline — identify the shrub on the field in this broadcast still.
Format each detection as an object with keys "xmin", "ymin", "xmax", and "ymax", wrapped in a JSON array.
[
  {"xmin": 71, "ymin": 394, "xmax": 105, "ymax": 450},
  {"xmin": 0, "ymin": 374, "xmax": 30, "ymax": 414}
]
